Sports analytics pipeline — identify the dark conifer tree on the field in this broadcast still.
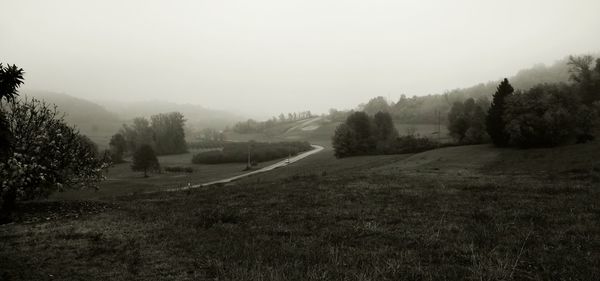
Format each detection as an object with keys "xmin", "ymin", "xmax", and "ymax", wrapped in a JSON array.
[{"xmin": 486, "ymin": 78, "xmax": 514, "ymax": 146}]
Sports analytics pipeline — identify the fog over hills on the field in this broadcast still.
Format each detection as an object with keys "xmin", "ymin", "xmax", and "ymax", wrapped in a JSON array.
[{"xmin": 97, "ymin": 99, "xmax": 243, "ymax": 129}]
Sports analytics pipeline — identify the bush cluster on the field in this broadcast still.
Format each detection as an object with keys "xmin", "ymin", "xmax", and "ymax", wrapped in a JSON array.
[{"xmin": 192, "ymin": 141, "xmax": 312, "ymax": 164}]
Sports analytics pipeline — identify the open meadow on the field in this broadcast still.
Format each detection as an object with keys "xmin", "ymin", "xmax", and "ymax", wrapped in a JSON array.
[{"xmin": 2, "ymin": 140, "xmax": 599, "ymax": 280}]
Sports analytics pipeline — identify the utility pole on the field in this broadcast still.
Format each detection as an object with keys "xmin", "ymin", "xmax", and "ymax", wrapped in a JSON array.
[
  {"xmin": 246, "ymin": 143, "xmax": 251, "ymax": 169},
  {"xmin": 437, "ymin": 109, "xmax": 441, "ymax": 144}
]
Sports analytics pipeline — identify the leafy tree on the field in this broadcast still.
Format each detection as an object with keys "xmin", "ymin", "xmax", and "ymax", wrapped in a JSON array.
[
  {"xmin": 363, "ymin": 96, "xmax": 390, "ymax": 115},
  {"xmin": 131, "ymin": 144, "xmax": 159, "ymax": 177},
  {"xmin": 568, "ymin": 55, "xmax": 600, "ymax": 104},
  {"xmin": 345, "ymin": 111, "xmax": 375, "ymax": 153},
  {"xmin": 447, "ymin": 101, "xmax": 469, "ymax": 142},
  {"xmin": 373, "ymin": 111, "xmax": 399, "ymax": 153},
  {"xmin": 373, "ymin": 111, "xmax": 398, "ymax": 140},
  {"xmin": 1, "ymin": 98, "xmax": 108, "ymax": 221},
  {"xmin": 109, "ymin": 133, "xmax": 127, "ymax": 163},
  {"xmin": 448, "ymin": 98, "xmax": 488, "ymax": 144},
  {"xmin": 119, "ymin": 117, "xmax": 155, "ymax": 153},
  {"xmin": 332, "ymin": 123, "xmax": 357, "ymax": 158},
  {"xmin": 486, "ymin": 78, "xmax": 514, "ymax": 146},
  {"xmin": 151, "ymin": 112, "xmax": 187, "ymax": 155}
]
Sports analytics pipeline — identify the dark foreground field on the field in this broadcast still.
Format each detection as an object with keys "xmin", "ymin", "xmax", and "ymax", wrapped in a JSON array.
[{"xmin": 1, "ymin": 142, "xmax": 600, "ymax": 280}]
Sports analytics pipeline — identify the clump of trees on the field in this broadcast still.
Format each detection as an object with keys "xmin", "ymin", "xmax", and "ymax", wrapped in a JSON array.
[
  {"xmin": 447, "ymin": 98, "xmax": 488, "ymax": 144},
  {"xmin": 192, "ymin": 141, "xmax": 312, "ymax": 164},
  {"xmin": 485, "ymin": 55, "xmax": 600, "ymax": 148},
  {"xmin": 111, "ymin": 112, "xmax": 187, "ymax": 158},
  {"xmin": 1, "ymin": 64, "xmax": 108, "ymax": 221},
  {"xmin": 503, "ymin": 83, "xmax": 597, "ymax": 147},
  {"xmin": 332, "ymin": 111, "xmax": 439, "ymax": 158}
]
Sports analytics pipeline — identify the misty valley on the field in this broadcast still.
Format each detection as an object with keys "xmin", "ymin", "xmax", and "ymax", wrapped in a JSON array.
[{"xmin": 2, "ymin": 1, "xmax": 600, "ymax": 280}]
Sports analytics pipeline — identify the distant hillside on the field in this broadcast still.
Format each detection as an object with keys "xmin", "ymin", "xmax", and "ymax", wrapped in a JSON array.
[
  {"xmin": 21, "ymin": 92, "xmax": 243, "ymax": 148},
  {"xmin": 98, "ymin": 100, "xmax": 243, "ymax": 130},
  {"xmin": 23, "ymin": 91, "xmax": 122, "ymax": 147},
  {"xmin": 358, "ymin": 55, "xmax": 579, "ymax": 124}
]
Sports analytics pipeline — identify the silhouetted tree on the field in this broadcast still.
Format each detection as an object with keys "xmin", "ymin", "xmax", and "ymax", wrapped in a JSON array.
[
  {"xmin": 131, "ymin": 144, "xmax": 159, "ymax": 177},
  {"xmin": 0, "ymin": 63, "xmax": 24, "ymax": 103},
  {"xmin": 486, "ymin": 78, "xmax": 514, "ymax": 146}
]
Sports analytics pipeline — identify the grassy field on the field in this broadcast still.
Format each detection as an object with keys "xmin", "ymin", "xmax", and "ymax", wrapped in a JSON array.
[
  {"xmin": 2, "ymin": 141, "xmax": 600, "ymax": 280},
  {"xmin": 51, "ymin": 150, "xmax": 282, "ymax": 200}
]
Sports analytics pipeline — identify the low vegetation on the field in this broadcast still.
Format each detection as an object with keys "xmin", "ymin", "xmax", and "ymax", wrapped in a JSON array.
[{"xmin": 192, "ymin": 141, "xmax": 312, "ymax": 164}]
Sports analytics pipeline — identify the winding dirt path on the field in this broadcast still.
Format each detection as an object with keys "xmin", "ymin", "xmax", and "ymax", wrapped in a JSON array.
[{"xmin": 165, "ymin": 145, "xmax": 324, "ymax": 192}]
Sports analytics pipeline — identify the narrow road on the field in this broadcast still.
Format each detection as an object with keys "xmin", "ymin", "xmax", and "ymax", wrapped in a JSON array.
[{"xmin": 165, "ymin": 145, "xmax": 324, "ymax": 192}]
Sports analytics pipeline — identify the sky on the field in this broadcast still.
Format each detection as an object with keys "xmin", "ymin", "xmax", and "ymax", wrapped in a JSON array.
[{"xmin": 2, "ymin": 0, "xmax": 600, "ymax": 118}]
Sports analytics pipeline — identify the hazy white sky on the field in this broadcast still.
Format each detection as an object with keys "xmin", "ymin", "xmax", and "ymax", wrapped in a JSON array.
[{"xmin": 2, "ymin": 0, "xmax": 600, "ymax": 117}]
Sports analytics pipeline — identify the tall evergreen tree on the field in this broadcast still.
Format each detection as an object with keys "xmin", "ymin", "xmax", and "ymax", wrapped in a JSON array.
[{"xmin": 486, "ymin": 78, "xmax": 514, "ymax": 146}]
